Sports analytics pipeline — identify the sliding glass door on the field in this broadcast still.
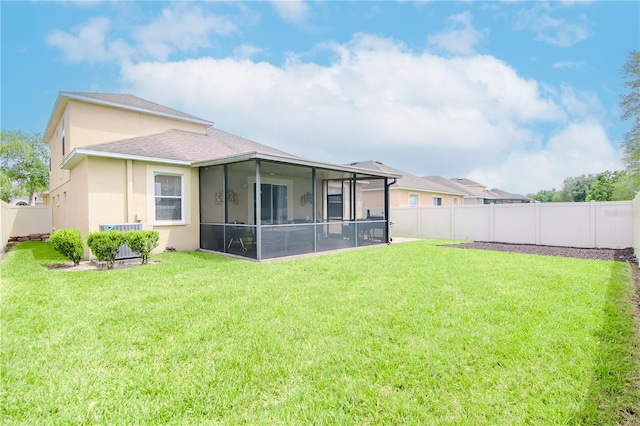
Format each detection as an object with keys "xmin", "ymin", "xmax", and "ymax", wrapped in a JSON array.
[{"xmin": 255, "ymin": 183, "xmax": 288, "ymax": 224}]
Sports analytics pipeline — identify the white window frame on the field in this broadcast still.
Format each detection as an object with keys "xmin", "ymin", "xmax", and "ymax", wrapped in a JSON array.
[
  {"xmin": 146, "ymin": 165, "xmax": 191, "ymax": 226},
  {"xmin": 409, "ymin": 193, "xmax": 419, "ymax": 207},
  {"xmin": 432, "ymin": 196, "xmax": 443, "ymax": 206}
]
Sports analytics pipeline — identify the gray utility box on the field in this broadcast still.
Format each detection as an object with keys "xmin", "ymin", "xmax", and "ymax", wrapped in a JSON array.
[{"xmin": 98, "ymin": 223, "xmax": 143, "ymax": 260}]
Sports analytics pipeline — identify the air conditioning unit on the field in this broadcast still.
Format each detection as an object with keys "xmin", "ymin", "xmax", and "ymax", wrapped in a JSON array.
[{"xmin": 98, "ymin": 223, "xmax": 143, "ymax": 260}]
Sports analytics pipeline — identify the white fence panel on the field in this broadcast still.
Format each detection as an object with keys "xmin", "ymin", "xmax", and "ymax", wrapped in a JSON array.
[
  {"xmin": 539, "ymin": 203, "xmax": 592, "ymax": 248},
  {"xmin": 2, "ymin": 205, "xmax": 52, "ymax": 240},
  {"xmin": 453, "ymin": 205, "xmax": 491, "ymax": 241},
  {"xmin": 493, "ymin": 204, "xmax": 537, "ymax": 244},
  {"xmin": 391, "ymin": 200, "xmax": 635, "ymax": 250},
  {"xmin": 594, "ymin": 201, "xmax": 634, "ymax": 249},
  {"xmin": 389, "ymin": 208, "xmax": 419, "ymax": 238},
  {"xmin": 420, "ymin": 206, "xmax": 452, "ymax": 239}
]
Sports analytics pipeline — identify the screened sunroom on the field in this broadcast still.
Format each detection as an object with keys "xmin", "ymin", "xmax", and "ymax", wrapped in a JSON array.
[{"xmin": 198, "ymin": 154, "xmax": 398, "ymax": 260}]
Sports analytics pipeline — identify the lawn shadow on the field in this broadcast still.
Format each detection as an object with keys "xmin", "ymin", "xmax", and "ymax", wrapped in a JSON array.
[{"xmin": 572, "ymin": 262, "xmax": 640, "ymax": 425}]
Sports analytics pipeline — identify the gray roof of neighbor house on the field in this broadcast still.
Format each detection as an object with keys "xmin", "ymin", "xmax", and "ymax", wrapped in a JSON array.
[
  {"xmin": 61, "ymin": 129, "xmax": 401, "ymax": 178},
  {"xmin": 44, "ymin": 92, "xmax": 213, "ymax": 140},
  {"xmin": 423, "ymin": 176, "xmax": 501, "ymax": 200},
  {"xmin": 489, "ymin": 188, "xmax": 533, "ymax": 202},
  {"xmin": 450, "ymin": 177, "xmax": 484, "ymax": 187},
  {"xmin": 349, "ymin": 161, "xmax": 466, "ymax": 196}
]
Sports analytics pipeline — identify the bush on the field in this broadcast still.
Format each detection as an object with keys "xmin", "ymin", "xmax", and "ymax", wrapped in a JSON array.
[
  {"xmin": 124, "ymin": 230, "xmax": 159, "ymax": 264},
  {"xmin": 86, "ymin": 231, "xmax": 125, "ymax": 269},
  {"xmin": 49, "ymin": 229, "xmax": 84, "ymax": 265}
]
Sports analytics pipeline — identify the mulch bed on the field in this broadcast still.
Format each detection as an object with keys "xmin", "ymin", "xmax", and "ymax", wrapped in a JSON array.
[{"xmin": 441, "ymin": 241, "xmax": 637, "ymax": 264}]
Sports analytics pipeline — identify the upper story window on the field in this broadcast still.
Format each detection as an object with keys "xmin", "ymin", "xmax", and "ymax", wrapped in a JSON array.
[
  {"xmin": 432, "ymin": 196, "xmax": 442, "ymax": 206},
  {"xmin": 154, "ymin": 174, "xmax": 183, "ymax": 221},
  {"xmin": 409, "ymin": 194, "xmax": 418, "ymax": 207},
  {"xmin": 61, "ymin": 119, "xmax": 66, "ymax": 156}
]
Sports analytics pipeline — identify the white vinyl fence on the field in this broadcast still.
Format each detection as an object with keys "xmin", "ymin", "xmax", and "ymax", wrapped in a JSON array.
[
  {"xmin": 0, "ymin": 201, "xmax": 53, "ymax": 252},
  {"xmin": 391, "ymin": 199, "xmax": 637, "ymax": 250}
]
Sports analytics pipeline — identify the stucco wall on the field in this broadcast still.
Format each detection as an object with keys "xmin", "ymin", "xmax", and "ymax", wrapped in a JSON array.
[
  {"xmin": 67, "ymin": 100, "xmax": 208, "ymax": 151},
  {"xmin": 367, "ymin": 188, "xmax": 461, "ymax": 208}
]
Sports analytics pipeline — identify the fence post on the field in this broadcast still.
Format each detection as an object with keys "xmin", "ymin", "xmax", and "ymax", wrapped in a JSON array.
[
  {"xmin": 489, "ymin": 203, "xmax": 495, "ymax": 242},
  {"xmin": 590, "ymin": 200, "xmax": 596, "ymax": 248},
  {"xmin": 535, "ymin": 202, "xmax": 541, "ymax": 245},
  {"xmin": 450, "ymin": 204, "xmax": 455, "ymax": 240}
]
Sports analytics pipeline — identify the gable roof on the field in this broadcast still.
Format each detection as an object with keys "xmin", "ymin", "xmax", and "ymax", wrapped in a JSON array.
[
  {"xmin": 61, "ymin": 129, "xmax": 401, "ymax": 178},
  {"xmin": 349, "ymin": 161, "xmax": 466, "ymax": 196},
  {"xmin": 489, "ymin": 188, "xmax": 533, "ymax": 202},
  {"xmin": 44, "ymin": 92, "xmax": 213, "ymax": 140},
  {"xmin": 423, "ymin": 176, "xmax": 501, "ymax": 200}
]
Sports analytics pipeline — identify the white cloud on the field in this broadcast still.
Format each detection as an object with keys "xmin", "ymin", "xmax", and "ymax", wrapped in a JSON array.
[
  {"xmin": 46, "ymin": 17, "xmax": 112, "ymax": 63},
  {"xmin": 515, "ymin": 6, "xmax": 591, "ymax": 47},
  {"xmin": 116, "ymin": 33, "xmax": 611, "ymax": 195},
  {"xmin": 270, "ymin": 0, "xmax": 311, "ymax": 26},
  {"xmin": 133, "ymin": 3, "xmax": 235, "ymax": 61},
  {"xmin": 552, "ymin": 60, "xmax": 586, "ymax": 69},
  {"xmin": 233, "ymin": 44, "xmax": 263, "ymax": 60},
  {"xmin": 468, "ymin": 121, "xmax": 621, "ymax": 193},
  {"xmin": 47, "ymin": 4, "xmax": 236, "ymax": 63},
  {"xmin": 427, "ymin": 11, "xmax": 484, "ymax": 56}
]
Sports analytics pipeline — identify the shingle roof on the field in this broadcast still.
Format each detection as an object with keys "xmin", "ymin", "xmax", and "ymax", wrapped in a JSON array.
[
  {"xmin": 74, "ymin": 128, "xmax": 297, "ymax": 164},
  {"xmin": 63, "ymin": 92, "xmax": 213, "ymax": 125},
  {"xmin": 423, "ymin": 176, "xmax": 501, "ymax": 200},
  {"xmin": 350, "ymin": 161, "xmax": 466, "ymax": 196},
  {"xmin": 61, "ymin": 129, "xmax": 400, "ymax": 179},
  {"xmin": 489, "ymin": 188, "xmax": 533, "ymax": 202}
]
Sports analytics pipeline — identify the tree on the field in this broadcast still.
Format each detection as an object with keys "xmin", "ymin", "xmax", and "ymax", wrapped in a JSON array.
[
  {"xmin": 0, "ymin": 131, "xmax": 49, "ymax": 204},
  {"xmin": 527, "ymin": 189, "xmax": 558, "ymax": 202},
  {"xmin": 557, "ymin": 174, "xmax": 596, "ymax": 202},
  {"xmin": 620, "ymin": 50, "xmax": 640, "ymax": 194},
  {"xmin": 586, "ymin": 170, "xmax": 624, "ymax": 201}
]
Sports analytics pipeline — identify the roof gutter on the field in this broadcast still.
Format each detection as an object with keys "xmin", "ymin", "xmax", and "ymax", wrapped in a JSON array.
[{"xmin": 61, "ymin": 148, "xmax": 191, "ymax": 170}]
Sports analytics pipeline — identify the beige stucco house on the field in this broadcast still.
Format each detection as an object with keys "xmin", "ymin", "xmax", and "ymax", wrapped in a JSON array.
[
  {"xmin": 45, "ymin": 92, "xmax": 397, "ymax": 260},
  {"xmin": 349, "ymin": 161, "xmax": 466, "ymax": 212}
]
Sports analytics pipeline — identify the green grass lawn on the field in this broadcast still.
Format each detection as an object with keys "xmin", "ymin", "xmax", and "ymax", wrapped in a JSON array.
[{"xmin": 2, "ymin": 240, "xmax": 639, "ymax": 424}]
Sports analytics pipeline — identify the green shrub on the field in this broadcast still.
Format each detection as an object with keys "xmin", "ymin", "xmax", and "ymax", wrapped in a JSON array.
[
  {"xmin": 49, "ymin": 229, "xmax": 84, "ymax": 265},
  {"xmin": 124, "ymin": 230, "xmax": 159, "ymax": 264},
  {"xmin": 86, "ymin": 231, "xmax": 125, "ymax": 269}
]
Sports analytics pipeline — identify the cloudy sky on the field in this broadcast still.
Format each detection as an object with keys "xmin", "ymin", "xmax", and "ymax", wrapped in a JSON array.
[{"xmin": 2, "ymin": 1, "xmax": 638, "ymax": 194}]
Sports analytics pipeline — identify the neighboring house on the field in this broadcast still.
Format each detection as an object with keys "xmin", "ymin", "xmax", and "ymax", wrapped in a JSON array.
[
  {"xmin": 8, "ymin": 195, "xmax": 44, "ymax": 206},
  {"xmin": 45, "ymin": 92, "xmax": 398, "ymax": 261},
  {"xmin": 349, "ymin": 161, "xmax": 466, "ymax": 211},
  {"xmin": 487, "ymin": 188, "xmax": 534, "ymax": 203},
  {"xmin": 424, "ymin": 176, "xmax": 533, "ymax": 204}
]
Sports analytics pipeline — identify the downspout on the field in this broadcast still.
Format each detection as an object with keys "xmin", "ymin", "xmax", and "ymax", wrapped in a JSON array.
[{"xmin": 385, "ymin": 177, "xmax": 396, "ymax": 243}]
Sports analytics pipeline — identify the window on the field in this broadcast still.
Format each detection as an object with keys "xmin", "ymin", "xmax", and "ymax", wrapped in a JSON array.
[
  {"xmin": 61, "ymin": 119, "xmax": 65, "ymax": 156},
  {"xmin": 154, "ymin": 174, "xmax": 182, "ymax": 221},
  {"xmin": 147, "ymin": 165, "xmax": 190, "ymax": 225},
  {"xmin": 432, "ymin": 197, "xmax": 442, "ymax": 206},
  {"xmin": 453, "ymin": 197, "xmax": 459, "ymax": 205},
  {"xmin": 409, "ymin": 194, "xmax": 418, "ymax": 207}
]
